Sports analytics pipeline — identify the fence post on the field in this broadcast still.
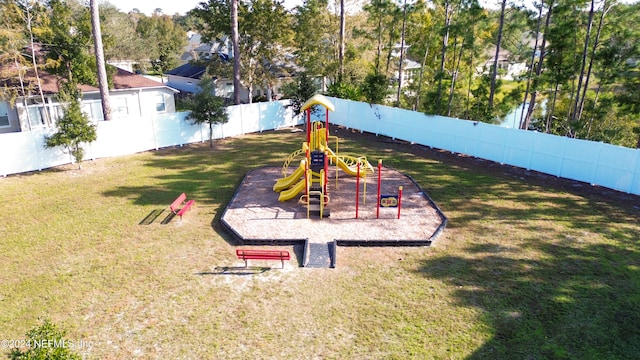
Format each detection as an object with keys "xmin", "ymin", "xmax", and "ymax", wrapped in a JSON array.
[{"xmin": 630, "ymin": 150, "xmax": 640, "ymax": 194}]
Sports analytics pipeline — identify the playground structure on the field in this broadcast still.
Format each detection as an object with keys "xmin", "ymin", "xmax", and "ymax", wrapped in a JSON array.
[
  {"xmin": 220, "ymin": 94, "xmax": 448, "ymax": 267},
  {"xmin": 273, "ymin": 95, "xmax": 375, "ymax": 218}
]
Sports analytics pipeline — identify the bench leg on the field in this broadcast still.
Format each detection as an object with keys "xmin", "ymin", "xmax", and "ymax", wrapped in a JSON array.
[{"xmin": 244, "ymin": 258, "xmax": 248, "ymax": 268}]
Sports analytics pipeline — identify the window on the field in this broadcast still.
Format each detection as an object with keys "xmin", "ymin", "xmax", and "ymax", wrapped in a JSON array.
[
  {"xmin": 154, "ymin": 94, "xmax": 166, "ymax": 112},
  {"xmin": 225, "ymin": 82, "xmax": 233, "ymax": 98},
  {"xmin": 50, "ymin": 104, "xmax": 64, "ymax": 124},
  {"xmin": 81, "ymin": 100, "xmax": 104, "ymax": 121},
  {"xmin": 0, "ymin": 102, "xmax": 9, "ymax": 127},
  {"xmin": 111, "ymin": 97, "xmax": 129, "ymax": 119},
  {"xmin": 27, "ymin": 105, "xmax": 45, "ymax": 128}
]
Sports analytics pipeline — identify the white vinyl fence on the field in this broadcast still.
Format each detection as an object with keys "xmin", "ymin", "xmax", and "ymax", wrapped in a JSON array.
[
  {"xmin": 2, "ymin": 97, "xmax": 639, "ymax": 196},
  {"xmin": 1, "ymin": 100, "xmax": 300, "ymax": 177},
  {"xmin": 326, "ymin": 97, "xmax": 640, "ymax": 195}
]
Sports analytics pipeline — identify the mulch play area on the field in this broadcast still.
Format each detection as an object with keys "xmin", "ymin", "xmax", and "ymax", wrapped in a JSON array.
[{"xmin": 221, "ymin": 165, "xmax": 447, "ymax": 267}]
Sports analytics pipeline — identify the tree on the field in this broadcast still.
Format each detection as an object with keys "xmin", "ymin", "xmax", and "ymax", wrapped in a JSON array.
[
  {"xmin": 237, "ymin": 0, "xmax": 293, "ymax": 103},
  {"xmin": 231, "ymin": 0, "xmax": 241, "ymax": 104},
  {"xmin": 361, "ymin": 71, "xmax": 388, "ymax": 104},
  {"xmin": 338, "ymin": 0, "xmax": 346, "ymax": 81},
  {"xmin": 136, "ymin": 12, "xmax": 187, "ymax": 74},
  {"xmin": 44, "ymin": 85, "xmax": 97, "ymax": 170},
  {"xmin": 0, "ymin": 0, "xmax": 52, "ymax": 126},
  {"xmin": 363, "ymin": 0, "xmax": 394, "ymax": 74},
  {"xmin": 8, "ymin": 319, "xmax": 81, "ymax": 360},
  {"xmin": 193, "ymin": 0, "xmax": 292, "ymax": 104},
  {"xmin": 40, "ymin": 0, "xmax": 96, "ymax": 85},
  {"xmin": 187, "ymin": 76, "xmax": 229, "ymax": 147},
  {"xmin": 326, "ymin": 81, "xmax": 361, "ymax": 100},
  {"xmin": 293, "ymin": 0, "xmax": 333, "ymax": 79},
  {"xmin": 90, "ymin": 0, "xmax": 111, "ymax": 120},
  {"xmin": 99, "ymin": 3, "xmax": 148, "ymax": 65},
  {"xmin": 488, "ymin": 0, "xmax": 507, "ymax": 110},
  {"xmin": 522, "ymin": 0, "xmax": 554, "ymax": 130},
  {"xmin": 281, "ymin": 72, "xmax": 319, "ymax": 116},
  {"xmin": 434, "ymin": 0, "xmax": 456, "ymax": 114},
  {"xmin": 395, "ymin": 0, "xmax": 409, "ymax": 106}
]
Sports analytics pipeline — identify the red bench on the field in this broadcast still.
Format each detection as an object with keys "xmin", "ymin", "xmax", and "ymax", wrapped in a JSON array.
[
  {"xmin": 170, "ymin": 193, "xmax": 195, "ymax": 220},
  {"xmin": 236, "ymin": 249, "xmax": 291, "ymax": 269}
]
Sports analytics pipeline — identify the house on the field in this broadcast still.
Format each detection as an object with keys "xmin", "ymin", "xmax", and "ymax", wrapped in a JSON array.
[
  {"xmin": 394, "ymin": 58, "xmax": 422, "ymax": 87},
  {"xmin": 0, "ymin": 67, "xmax": 179, "ymax": 134},
  {"xmin": 165, "ymin": 61, "xmax": 295, "ymax": 103},
  {"xmin": 165, "ymin": 62, "xmax": 209, "ymax": 94},
  {"xmin": 180, "ymin": 32, "xmax": 233, "ymax": 64},
  {"xmin": 479, "ymin": 47, "xmax": 527, "ymax": 80},
  {"xmin": 389, "ymin": 43, "xmax": 422, "ymax": 87},
  {"xmin": 169, "ymin": 32, "xmax": 298, "ymax": 102}
]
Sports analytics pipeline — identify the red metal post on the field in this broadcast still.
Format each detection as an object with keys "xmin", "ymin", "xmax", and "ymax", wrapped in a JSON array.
[
  {"xmin": 377, "ymin": 160, "xmax": 382, "ymax": 219},
  {"xmin": 356, "ymin": 161, "xmax": 360, "ymax": 219},
  {"xmin": 397, "ymin": 186, "xmax": 403, "ymax": 219}
]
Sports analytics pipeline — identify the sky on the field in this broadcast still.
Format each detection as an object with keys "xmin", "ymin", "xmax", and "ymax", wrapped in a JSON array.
[
  {"xmin": 103, "ymin": 0, "xmax": 637, "ymax": 16},
  {"xmin": 102, "ymin": 0, "xmax": 302, "ymax": 15}
]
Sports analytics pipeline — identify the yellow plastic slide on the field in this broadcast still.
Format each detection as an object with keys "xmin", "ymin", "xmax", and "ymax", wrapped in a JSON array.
[
  {"xmin": 273, "ymin": 164, "xmax": 305, "ymax": 192},
  {"xmin": 335, "ymin": 157, "xmax": 360, "ymax": 176},
  {"xmin": 278, "ymin": 179, "xmax": 306, "ymax": 202},
  {"xmin": 325, "ymin": 148, "xmax": 374, "ymax": 177}
]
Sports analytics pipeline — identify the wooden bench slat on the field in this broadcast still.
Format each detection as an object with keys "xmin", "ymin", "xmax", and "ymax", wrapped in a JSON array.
[
  {"xmin": 176, "ymin": 199, "xmax": 195, "ymax": 217},
  {"xmin": 169, "ymin": 193, "xmax": 194, "ymax": 220},
  {"xmin": 236, "ymin": 249, "xmax": 291, "ymax": 268},
  {"xmin": 170, "ymin": 193, "xmax": 187, "ymax": 213}
]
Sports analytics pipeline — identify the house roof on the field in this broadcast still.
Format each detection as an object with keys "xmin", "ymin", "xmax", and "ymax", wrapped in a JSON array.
[
  {"xmin": 110, "ymin": 68, "xmax": 167, "ymax": 90},
  {"xmin": 0, "ymin": 65, "xmax": 172, "ymax": 97},
  {"xmin": 164, "ymin": 63, "xmax": 207, "ymax": 79}
]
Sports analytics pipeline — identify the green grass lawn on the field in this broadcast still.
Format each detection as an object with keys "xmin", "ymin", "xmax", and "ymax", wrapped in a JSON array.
[{"xmin": 2, "ymin": 128, "xmax": 639, "ymax": 359}]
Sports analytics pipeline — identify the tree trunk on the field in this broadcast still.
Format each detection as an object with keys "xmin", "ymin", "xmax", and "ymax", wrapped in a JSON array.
[
  {"xmin": 13, "ymin": 56, "xmax": 32, "ymax": 131},
  {"xmin": 447, "ymin": 33, "xmax": 464, "ymax": 117},
  {"xmin": 523, "ymin": 0, "xmax": 554, "ymax": 129},
  {"xmin": 415, "ymin": 36, "xmax": 431, "ymax": 111},
  {"xmin": 577, "ymin": 0, "xmax": 611, "ymax": 122},
  {"xmin": 466, "ymin": 54, "xmax": 473, "ymax": 119},
  {"xmin": 24, "ymin": 3, "xmax": 51, "ymax": 126},
  {"xmin": 436, "ymin": 0, "xmax": 452, "ymax": 114},
  {"xmin": 339, "ymin": 0, "xmax": 345, "ymax": 82},
  {"xmin": 545, "ymin": 82, "xmax": 560, "ymax": 133},
  {"xmin": 375, "ymin": 13, "xmax": 383, "ymax": 73},
  {"xmin": 519, "ymin": 0, "xmax": 543, "ymax": 129},
  {"xmin": 209, "ymin": 122, "xmax": 214, "ymax": 147},
  {"xmin": 232, "ymin": 0, "xmax": 241, "ymax": 105},
  {"xmin": 489, "ymin": 0, "xmax": 507, "ymax": 111},
  {"xmin": 571, "ymin": 0, "xmax": 595, "ymax": 123},
  {"xmin": 90, "ymin": 0, "xmax": 111, "ymax": 121},
  {"xmin": 586, "ymin": 82, "xmax": 603, "ymax": 138},
  {"xmin": 396, "ymin": 0, "xmax": 407, "ymax": 107}
]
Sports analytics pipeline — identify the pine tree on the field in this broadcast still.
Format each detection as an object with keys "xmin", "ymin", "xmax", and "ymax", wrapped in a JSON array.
[
  {"xmin": 187, "ymin": 76, "xmax": 229, "ymax": 147},
  {"xmin": 44, "ymin": 85, "xmax": 97, "ymax": 169}
]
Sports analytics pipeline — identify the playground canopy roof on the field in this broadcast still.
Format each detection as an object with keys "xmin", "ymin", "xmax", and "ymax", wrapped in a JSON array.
[{"xmin": 301, "ymin": 94, "xmax": 335, "ymax": 112}]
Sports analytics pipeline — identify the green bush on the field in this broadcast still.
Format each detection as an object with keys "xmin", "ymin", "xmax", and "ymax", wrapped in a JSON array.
[{"xmin": 8, "ymin": 319, "xmax": 81, "ymax": 360}]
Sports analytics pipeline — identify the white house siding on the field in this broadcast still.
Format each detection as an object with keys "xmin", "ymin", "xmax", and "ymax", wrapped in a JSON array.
[
  {"xmin": 0, "ymin": 100, "xmax": 21, "ymax": 134},
  {"xmin": 166, "ymin": 75, "xmax": 201, "ymax": 94},
  {"xmin": 0, "ymin": 88, "xmax": 178, "ymax": 134}
]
